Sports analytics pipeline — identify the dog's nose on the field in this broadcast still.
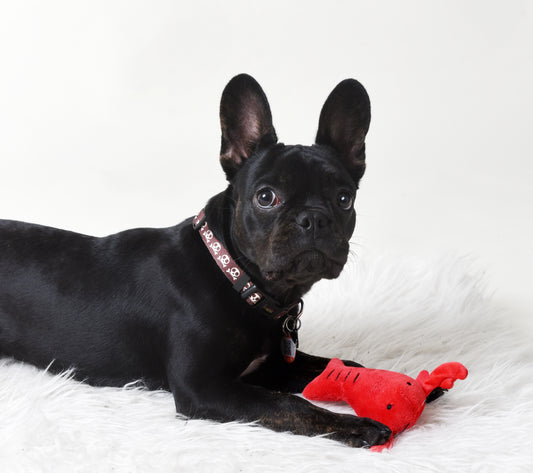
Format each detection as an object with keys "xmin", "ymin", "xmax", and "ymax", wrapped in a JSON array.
[{"xmin": 296, "ymin": 209, "xmax": 331, "ymax": 234}]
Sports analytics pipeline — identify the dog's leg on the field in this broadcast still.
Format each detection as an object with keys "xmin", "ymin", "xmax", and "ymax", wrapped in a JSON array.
[
  {"xmin": 243, "ymin": 351, "xmax": 447, "ymax": 403},
  {"xmin": 168, "ymin": 374, "xmax": 390, "ymax": 448},
  {"xmin": 242, "ymin": 350, "xmax": 362, "ymax": 393}
]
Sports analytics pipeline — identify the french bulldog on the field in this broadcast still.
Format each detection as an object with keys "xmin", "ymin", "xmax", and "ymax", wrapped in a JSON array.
[{"xmin": 0, "ymin": 74, "xmax": 392, "ymax": 448}]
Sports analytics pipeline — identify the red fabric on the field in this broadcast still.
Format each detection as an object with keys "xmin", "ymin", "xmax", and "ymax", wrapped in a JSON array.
[{"xmin": 302, "ymin": 358, "xmax": 467, "ymax": 450}]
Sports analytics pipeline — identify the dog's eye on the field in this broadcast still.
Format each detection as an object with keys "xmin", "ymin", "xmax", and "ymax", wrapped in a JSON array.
[
  {"xmin": 337, "ymin": 192, "xmax": 354, "ymax": 210},
  {"xmin": 255, "ymin": 188, "xmax": 280, "ymax": 209}
]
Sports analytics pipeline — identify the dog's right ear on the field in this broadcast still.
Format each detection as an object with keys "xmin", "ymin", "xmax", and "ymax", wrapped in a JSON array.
[{"xmin": 219, "ymin": 74, "xmax": 277, "ymax": 180}]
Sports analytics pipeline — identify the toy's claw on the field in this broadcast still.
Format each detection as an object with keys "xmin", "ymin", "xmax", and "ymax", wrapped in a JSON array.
[{"xmin": 417, "ymin": 362, "xmax": 468, "ymax": 396}]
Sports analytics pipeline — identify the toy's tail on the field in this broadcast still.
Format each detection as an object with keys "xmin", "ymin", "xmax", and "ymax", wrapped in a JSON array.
[
  {"xmin": 302, "ymin": 358, "xmax": 353, "ymax": 402},
  {"xmin": 416, "ymin": 362, "xmax": 468, "ymax": 396}
]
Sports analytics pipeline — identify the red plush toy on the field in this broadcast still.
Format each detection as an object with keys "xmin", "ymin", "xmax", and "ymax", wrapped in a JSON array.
[{"xmin": 302, "ymin": 358, "xmax": 468, "ymax": 451}]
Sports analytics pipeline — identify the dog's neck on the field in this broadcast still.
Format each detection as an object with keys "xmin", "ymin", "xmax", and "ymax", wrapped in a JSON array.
[{"xmin": 203, "ymin": 189, "xmax": 312, "ymax": 307}]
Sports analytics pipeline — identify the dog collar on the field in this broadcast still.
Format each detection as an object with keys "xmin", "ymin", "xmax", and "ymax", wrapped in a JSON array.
[{"xmin": 192, "ymin": 208, "xmax": 303, "ymax": 322}]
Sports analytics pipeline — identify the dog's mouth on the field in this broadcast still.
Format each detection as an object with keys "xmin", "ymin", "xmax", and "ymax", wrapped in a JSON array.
[{"xmin": 262, "ymin": 249, "xmax": 345, "ymax": 285}]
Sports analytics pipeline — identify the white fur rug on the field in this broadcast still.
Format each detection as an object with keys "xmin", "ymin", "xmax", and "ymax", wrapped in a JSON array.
[{"xmin": 1, "ymin": 251, "xmax": 532, "ymax": 472}]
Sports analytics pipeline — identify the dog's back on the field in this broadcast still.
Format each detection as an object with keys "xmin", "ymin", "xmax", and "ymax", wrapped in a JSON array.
[{"xmin": 0, "ymin": 219, "xmax": 187, "ymax": 388}]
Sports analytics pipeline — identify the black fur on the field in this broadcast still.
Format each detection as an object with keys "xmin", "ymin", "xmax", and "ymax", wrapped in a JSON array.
[{"xmin": 0, "ymin": 74, "xmax": 391, "ymax": 448}]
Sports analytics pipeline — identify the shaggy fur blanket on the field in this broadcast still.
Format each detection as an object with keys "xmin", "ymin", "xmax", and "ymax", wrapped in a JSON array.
[{"xmin": 1, "ymin": 252, "xmax": 532, "ymax": 472}]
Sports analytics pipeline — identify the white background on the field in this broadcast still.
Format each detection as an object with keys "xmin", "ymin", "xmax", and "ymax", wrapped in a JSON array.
[{"xmin": 0, "ymin": 1, "xmax": 531, "ymax": 333}]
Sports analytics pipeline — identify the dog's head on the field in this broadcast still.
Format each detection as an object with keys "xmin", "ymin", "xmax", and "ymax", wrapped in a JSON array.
[{"xmin": 219, "ymin": 74, "xmax": 370, "ymax": 300}]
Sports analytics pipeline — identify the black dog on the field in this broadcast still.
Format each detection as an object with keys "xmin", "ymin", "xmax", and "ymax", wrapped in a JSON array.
[{"xmin": 0, "ymin": 74, "xmax": 392, "ymax": 448}]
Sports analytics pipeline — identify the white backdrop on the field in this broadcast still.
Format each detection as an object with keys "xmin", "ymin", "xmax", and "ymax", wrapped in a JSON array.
[{"xmin": 0, "ymin": 1, "xmax": 531, "ymax": 331}]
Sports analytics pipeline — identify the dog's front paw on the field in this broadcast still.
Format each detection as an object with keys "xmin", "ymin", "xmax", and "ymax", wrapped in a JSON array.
[
  {"xmin": 332, "ymin": 415, "xmax": 391, "ymax": 448},
  {"xmin": 426, "ymin": 387, "xmax": 447, "ymax": 403}
]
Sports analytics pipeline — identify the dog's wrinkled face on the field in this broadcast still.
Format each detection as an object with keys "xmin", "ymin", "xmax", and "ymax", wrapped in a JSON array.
[
  {"xmin": 219, "ymin": 74, "xmax": 371, "ymax": 298},
  {"xmin": 231, "ymin": 144, "xmax": 356, "ymax": 293}
]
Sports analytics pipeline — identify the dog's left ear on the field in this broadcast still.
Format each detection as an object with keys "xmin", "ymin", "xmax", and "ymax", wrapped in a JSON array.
[
  {"xmin": 315, "ymin": 79, "xmax": 371, "ymax": 183},
  {"xmin": 219, "ymin": 74, "xmax": 278, "ymax": 180}
]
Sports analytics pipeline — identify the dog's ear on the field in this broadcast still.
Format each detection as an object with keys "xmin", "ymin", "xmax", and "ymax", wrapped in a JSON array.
[
  {"xmin": 315, "ymin": 79, "xmax": 371, "ymax": 183},
  {"xmin": 219, "ymin": 74, "xmax": 277, "ymax": 180}
]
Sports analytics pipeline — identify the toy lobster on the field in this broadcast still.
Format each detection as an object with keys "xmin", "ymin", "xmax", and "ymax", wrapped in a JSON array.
[{"xmin": 302, "ymin": 358, "xmax": 468, "ymax": 451}]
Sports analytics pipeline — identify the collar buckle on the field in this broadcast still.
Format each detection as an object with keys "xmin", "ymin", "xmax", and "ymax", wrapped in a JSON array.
[{"xmin": 240, "ymin": 283, "xmax": 259, "ymax": 300}]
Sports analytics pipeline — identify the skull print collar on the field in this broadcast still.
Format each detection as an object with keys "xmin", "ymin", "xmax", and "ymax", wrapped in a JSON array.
[{"xmin": 192, "ymin": 208, "xmax": 303, "ymax": 322}]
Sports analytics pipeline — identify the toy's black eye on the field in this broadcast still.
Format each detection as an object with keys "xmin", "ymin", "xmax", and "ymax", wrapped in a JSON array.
[
  {"xmin": 337, "ymin": 192, "xmax": 354, "ymax": 210},
  {"xmin": 407, "ymin": 382, "xmax": 412, "ymax": 386},
  {"xmin": 387, "ymin": 404, "xmax": 393, "ymax": 410},
  {"xmin": 255, "ymin": 188, "xmax": 280, "ymax": 209}
]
